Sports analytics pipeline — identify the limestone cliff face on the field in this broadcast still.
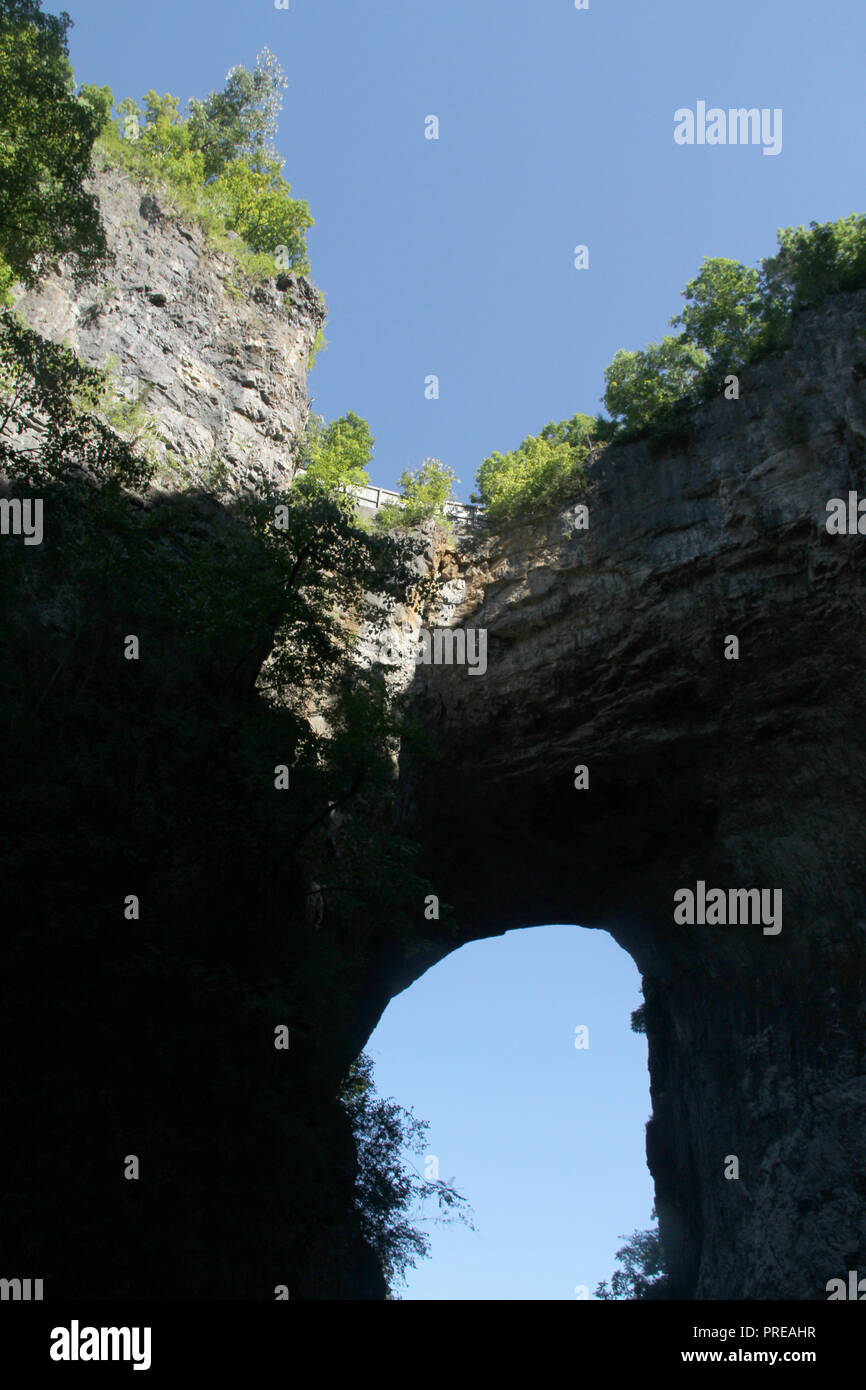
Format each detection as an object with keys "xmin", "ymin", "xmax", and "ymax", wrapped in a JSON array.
[
  {"xmin": 11, "ymin": 161, "xmax": 866, "ymax": 1299},
  {"xmin": 12, "ymin": 166, "xmax": 323, "ymax": 492}
]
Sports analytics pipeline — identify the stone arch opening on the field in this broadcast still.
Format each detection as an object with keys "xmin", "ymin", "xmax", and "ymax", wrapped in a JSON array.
[{"xmin": 365, "ymin": 921, "xmax": 653, "ymax": 1298}]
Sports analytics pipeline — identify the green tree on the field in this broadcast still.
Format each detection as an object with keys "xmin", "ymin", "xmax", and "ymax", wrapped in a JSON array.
[
  {"xmin": 297, "ymin": 410, "xmax": 374, "ymax": 492},
  {"xmin": 375, "ymin": 457, "xmax": 458, "ymax": 530},
  {"xmin": 670, "ymin": 257, "xmax": 763, "ymax": 374},
  {"xmin": 595, "ymin": 1213, "xmax": 669, "ymax": 1300},
  {"xmin": 76, "ymin": 80, "xmax": 113, "ymax": 131},
  {"xmin": 187, "ymin": 47, "xmax": 288, "ymax": 181},
  {"xmin": 476, "ymin": 435, "xmax": 573, "ymax": 519},
  {"xmin": 124, "ymin": 91, "xmax": 205, "ymax": 196},
  {"xmin": 599, "ymin": 214, "xmax": 866, "ymax": 443},
  {"xmin": 0, "ymin": 0, "xmax": 110, "ymax": 289},
  {"xmin": 759, "ymin": 213, "xmax": 866, "ymax": 321},
  {"xmin": 474, "ymin": 413, "xmax": 593, "ymax": 522},
  {"xmin": 210, "ymin": 154, "xmax": 312, "ymax": 270},
  {"xmin": 341, "ymin": 1053, "xmax": 474, "ymax": 1295},
  {"xmin": 602, "ymin": 336, "xmax": 708, "ymax": 434},
  {"xmin": 96, "ymin": 52, "xmax": 312, "ymax": 277},
  {"xmin": 538, "ymin": 411, "xmax": 597, "ymax": 453},
  {"xmin": 479, "ymin": 212, "xmax": 866, "ymax": 494}
]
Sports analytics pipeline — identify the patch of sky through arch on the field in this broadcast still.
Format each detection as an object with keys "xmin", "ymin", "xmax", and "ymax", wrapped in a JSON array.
[{"xmin": 364, "ymin": 922, "xmax": 653, "ymax": 1300}]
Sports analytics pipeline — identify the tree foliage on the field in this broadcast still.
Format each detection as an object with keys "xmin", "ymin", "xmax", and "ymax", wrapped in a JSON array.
[
  {"xmin": 597, "ymin": 213, "xmax": 866, "ymax": 437},
  {"xmin": 0, "ymin": 309, "xmax": 155, "ymax": 489},
  {"xmin": 602, "ymin": 336, "xmax": 709, "ymax": 434},
  {"xmin": 0, "ymin": 382, "xmax": 449, "ymax": 1295},
  {"xmin": 111, "ymin": 89, "xmax": 205, "ymax": 198},
  {"xmin": 0, "ymin": 0, "xmax": 109, "ymax": 290},
  {"xmin": 211, "ymin": 154, "xmax": 312, "ymax": 269},
  {"xmin": 0, "ymin": 455, "xmax": 445, "ymax": 1293},
  {"xmin": 97, "ymin": 49, "xmax": 312, "ymax": 275},
  {"xmin": 375, "ymin": 457, "xmax": 458, "ymax": 531},
  {"xmin": 484, "ymin": 213, "xmax": 866, "ymax": 471},
  {"xmin": 297, "ymin": 410, "xmax": 374, "ymax": 492},
  {"xmin": 669, "ymin": 257, "xmax": 764, "ymax": 376},
  {"xmin": 341, "ymin": 1053, "xmax": 474, "ymax": 1295},
  {"xmin": 187, "ymin": 47, "xmax": 287, "ymax": 181},
  {"xmin": 759, "ymin": 212, "xmax": 866, "ymax": 317},
  {"xmin": 595, "ymin": 1216, "xmax": 670, "ymax": 1300},
  {"xmin": 474, "ymin": 412, "xmax": 595, "ymax": 521}
]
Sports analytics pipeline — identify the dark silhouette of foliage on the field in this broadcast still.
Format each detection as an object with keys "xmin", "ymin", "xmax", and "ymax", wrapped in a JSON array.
[
  {"xmin": 341, "ymin": 1054, "xmax": 474, "ymax": 1295},
  {"xmin": 595, "ymin": 1213, "xmax": 670, "ymax": 1300},
  {"xmin": 0, "ymin": 309, "xmax": 155, "ymax": 489},
  {"xmin": 0, "ymin": 441, "xmax": 450, "ymax": 1296},
  {"xmin": 0, "ymin": 5, "xmax": 447, "ymax": 1290}
]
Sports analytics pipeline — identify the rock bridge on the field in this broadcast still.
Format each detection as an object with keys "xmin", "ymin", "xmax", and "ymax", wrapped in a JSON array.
[
  {"xmin": 10, "ymin": 167, "xmax": 866, "ymax": 1298},
  {"xmin": 357, "ymin": 288, "xmax": 866, "ymax": 1299}
]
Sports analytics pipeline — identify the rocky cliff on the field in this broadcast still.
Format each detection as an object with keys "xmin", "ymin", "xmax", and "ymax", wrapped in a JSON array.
[
  {"xmin": 7, "ymin": 163, "xmax": 866, "ymax": 1300},
  {"xmin": 11, "ymin": 166, "xmax": 323, "ymax": 494}
]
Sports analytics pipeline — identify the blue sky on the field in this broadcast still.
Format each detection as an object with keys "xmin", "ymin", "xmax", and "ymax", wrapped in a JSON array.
[
  {"xmin": 366, "ymin": 925, "xmax": 651, "ymax": 1300},
  {"xmin": 63, "ymin": 0, "xmax": 866, "ymax": 1298}
]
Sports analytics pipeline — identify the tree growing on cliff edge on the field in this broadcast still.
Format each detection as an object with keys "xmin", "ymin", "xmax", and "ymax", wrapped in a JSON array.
[
  {"xmin": 596, "ymin": 213, "xmax": 866, "ymax": 438},
  {"xmin": 602, "ymin": 336, "xmax": 709, "ymax": 434},
  {"xmin": 98, "ymin": 49, "xmax": 313, "ymax": 275},
  {"xmin": 0, "ymin": 0, "xmax": 110, "ymax": 293},
  {"xmin": 473, "ymin": 412, "xmax": 595, "ymax": 521},
  {"xmin": 759, "ymin": 212, "xmax": 866, "ymax": 318},
  {"xmin": 476, "ymin": 213, "xmax": 866, "ymax": 500},
  {"xmin": 186, "ymin": 47, "xmax": 287, "ymax": 181},
  {"xmin": 669, "ymin": 257, "xmax": 764, "ymax": 377}
]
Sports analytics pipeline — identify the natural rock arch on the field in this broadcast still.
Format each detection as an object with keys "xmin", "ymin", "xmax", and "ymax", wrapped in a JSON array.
[
  {"xmin": 357, "ymin": 289, "xmax": 866, "ymax": 1299},
  {"xmin": 5, "ymin": 158, "xmax": 865, "ymax": 1297}
]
